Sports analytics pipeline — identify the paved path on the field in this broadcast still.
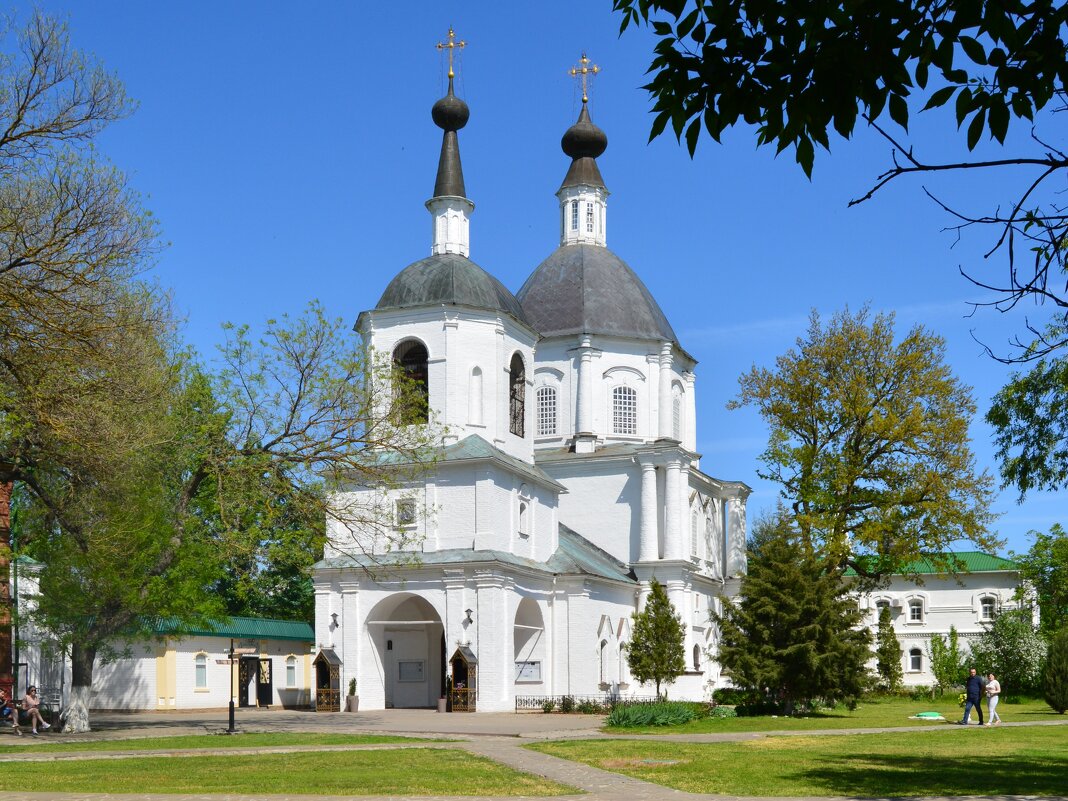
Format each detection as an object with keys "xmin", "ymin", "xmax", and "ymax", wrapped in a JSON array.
[{"xmin": 4, "ymin": 710, "xmax": 1067, "ymax": 801}]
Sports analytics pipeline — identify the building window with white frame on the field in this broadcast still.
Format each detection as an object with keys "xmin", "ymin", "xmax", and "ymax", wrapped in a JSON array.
[
  {"xmin": 908, "ymin": 599, "xmax": 924, "ymax": 623},
  {"xmin": 509, "ymin": 353, "xmax": 526, "ymax": 437},
  {"xmin": 980, "ymin": 596, "xmax": 996, "ymax": 621},
  {"xmin": 690, "ymin": 511, "xmax": 699, "ymax": 557},
  {"xmin": 693, "ymin": 644, "xmax": 702, "ymax": 671},
  {"xmin": 518, "ymin": 500, "xmax": 529, "ymax": 538},
  {"xmin": 909, "ymin": 648, "xmax": 922, "ymax": 672},
  {"xmin": 672, "ymin": 393, "xmax": 681, "ymax": 440},
  {"xmin": 286, "ymin": 655, "xmax": 297, "ymax": 688},
  {"xmin": 612, "ymin": 386, "xmax": 637, "ymax": 435},
  {"xmin": 194, "ymin": 653, "xmax": 207, "ymax": 689},
  {"xmin": 570, "ymin": 200, "xmax": 579, "ymax": 230},
  {"xmin": 536, "ymin": 386, "xmax": 557, "ymax": 436},
  {"xmin": 586, "ymin": 202, "xmax": 594, "ymax": 233}
]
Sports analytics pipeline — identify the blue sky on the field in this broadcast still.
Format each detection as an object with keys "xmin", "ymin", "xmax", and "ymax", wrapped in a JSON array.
[{"xmin": 23, "ymin": 1, "xmax": 1065, "ymax": 557}]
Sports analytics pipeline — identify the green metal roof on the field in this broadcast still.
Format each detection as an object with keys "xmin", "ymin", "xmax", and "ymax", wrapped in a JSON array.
[
  {"xmin": 153, "ymin": 616, "xmax": 313, "ymax": 642},
  {"xmin": 846, "ymin": 551, "xmax": 1018, "ymax": 577}
]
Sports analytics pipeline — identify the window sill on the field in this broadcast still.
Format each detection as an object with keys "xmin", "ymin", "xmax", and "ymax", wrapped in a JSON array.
[{"xmin": 194, "ymin": 688, "xmax": 210, "ymax": 693}]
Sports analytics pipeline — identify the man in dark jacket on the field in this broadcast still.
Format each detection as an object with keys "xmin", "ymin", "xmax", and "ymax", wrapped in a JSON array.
[{"xmin": 959, "ymin": 667, "xmax": 985, "ymax": 725}]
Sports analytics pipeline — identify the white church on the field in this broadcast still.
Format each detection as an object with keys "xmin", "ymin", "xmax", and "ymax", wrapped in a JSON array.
[{"xmin": 311, "ymin": 66, "xmax": 750, "ymax": 712}]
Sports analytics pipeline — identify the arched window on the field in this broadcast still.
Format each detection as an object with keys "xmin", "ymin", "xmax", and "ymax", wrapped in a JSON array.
[
  {"xmin": 909, "ymin": 648, "xmax": 922, "ymax": 672},
  {"xmin": 509, "ymin": 353, "xmax": 526, "ymax": 437},
  {"xmin": 612, "ymin": 386, "xmax": 637, "ymax": 435},
  {"xmin": 908, "ymin": 600, "xmax": 924, "ymax": 623},
  {"xmin": 194, "ymin": 653, "xmax": 207, "ymax": 689},
  {"xmin": 570, "ymin": 200, "xmax": 579, "ymax": 230},
  {"xmin": 980, "ymin": 596, "xmax": 996, "ymax": 620},
  {"xmin": 469, "ymin": 366, "xmax": 484, "ymax": 425},
  {"xmin": 599, "ymin": 639, "xmax": 609, "ymax": 683},
  {"xmin": 393, "ymin": 340, "xmax": 429, "ymax": 424},
  {"xmin": 705, "ymin": 517, "xmax": 716, "ymax": 568},
  {"xmin": 286, "ymin": 655, "xmax": 297, "ymax": 688},
  {"xmin": 693, "ymin": 644, "xmax": 702, "ymax": 671},
  {"xmin": 536, "ymin": 386, "xmax": 557, "ymax": 436},
  {"xmin": 690, "ymin": 511, "xmax": 700, "ymax": 557},
  {"xmin": 518, "ymin": 500, "xmax": 529, "ymax": 538}
]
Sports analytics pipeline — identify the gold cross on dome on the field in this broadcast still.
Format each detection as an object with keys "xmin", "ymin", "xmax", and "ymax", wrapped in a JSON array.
[
  {"xmin": 436, "ymin": 26, "xmax": 466, "ymax": 79},
  {"xmin": 569, "ymin": 53, "xmax": 600, "ymax": 103}
]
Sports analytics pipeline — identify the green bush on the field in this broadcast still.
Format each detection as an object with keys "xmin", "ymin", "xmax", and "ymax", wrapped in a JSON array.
[
  {"xmin": 540, "ymin": 699, "xmax": 556, "ymax": 713},
  {"xmin": 1043, "ymin": 628, "xmax": 1068, "ymax": 714},
  {"xmin": 605, "ymin": 701, "xmax": 696, "ymax": 727},
  {"xmin": 559, "ymin": 695, "xmax": 576, "ymax": 714},
  {"xmin": 576, "ymin": 699, "xmax": 603, "ymax": 714},
  {"xmin": 709, "ymin": 705, "xmax": 738, "ymax": 719}
]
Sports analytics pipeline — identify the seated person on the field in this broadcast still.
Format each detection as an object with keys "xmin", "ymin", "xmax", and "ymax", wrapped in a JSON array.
[
  {"xmin": 0, "ymin": 689, "xmax": 21, "ymax": 736},
  {"xmin": 21, "ymin": 686, "xmax": 49, "ymax": 735}
]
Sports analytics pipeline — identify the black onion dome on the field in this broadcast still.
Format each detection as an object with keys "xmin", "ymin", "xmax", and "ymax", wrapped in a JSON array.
[
  {"xmin": 377, "ymin": 253, "xmax": 529, "ymax": 325},
  {"xmin": 517, "ymin": 244, "xmax": 676, "ymax": 343},
  {"xmin": 561, "ymin": 104, "xmax": 607, "ymax": 159},
  {"xmin": 432, "ymin": 77, "xmax": 469, "ymax": 132}
]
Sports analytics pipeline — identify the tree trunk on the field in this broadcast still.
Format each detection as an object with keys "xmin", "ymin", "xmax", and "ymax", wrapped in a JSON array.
[{"xmin": 62, "ymin": 642, "xmax": 95, "ymax": 733}]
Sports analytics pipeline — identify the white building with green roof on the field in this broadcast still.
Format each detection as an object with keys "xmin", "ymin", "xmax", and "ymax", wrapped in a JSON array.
[{"xmin": 858, "ymin": 551, "xmax": 1034, "ymax": 686}]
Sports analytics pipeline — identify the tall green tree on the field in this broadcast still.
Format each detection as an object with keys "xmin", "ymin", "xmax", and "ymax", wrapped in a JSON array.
[
  {"xmin": 1042, "ymin": 628, "xmax": 1068, "ymax": 713},
  {"xmin": 969, "ymin": 609, "xmax": 1047, "ymax": 694},
  {"xmin": 1007, "ymin": 524, "xmax": 1068, "ymax": 638},
  {"xmin": 927, "ymin": 626, "xmax": 968, "ymax": 695},
  {"xmin": 627, "ymin": 578, "xmax": 686, "ymax": 698},
  {"xmin": 713, "ymin": 512, "xmax": 871, "ymax": 714},
  {"xmin": 613, "ymin": 1, "xmax": 1068, "ymax": 346},
  {"xmin": 875, "ymin": 606, "xmax": 903, "ymax": 692},
  {"xmin": 730, "ymin": 307, "xmax": 997, "ymax": 583}
]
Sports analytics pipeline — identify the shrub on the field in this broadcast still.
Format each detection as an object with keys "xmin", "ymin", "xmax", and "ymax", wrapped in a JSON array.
[
  {"xmin": 709, "ymin": 705, "xmax": 738, "ymax": 719},
  {"xmin": 576, "ymin": 699, "xmax": 603, "ymax": 714},
  {"xmin": 711, "ymin": 687, "xmax": 756, "ymax": 706},
  {"xmin": 1043, "ymin": 628, "xmax": 1068, "ymax": 714},
  {"xmin": 735, "ymin": 700, "xmax": 781, "ymax": 717},
  {"xmin": 605, "ymin": 701, "xmax": 696, "ymax": 727},
  {"xmin": 559, "ymin": 695, "xmax": 576, "ymax": 714},
  {"xmin": 541, "ymin": 699, "xmax": 556, "ymax": 713}
]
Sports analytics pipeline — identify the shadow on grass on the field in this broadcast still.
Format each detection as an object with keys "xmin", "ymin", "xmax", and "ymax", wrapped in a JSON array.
[{"xmin": 798, "ymin": 752, "xmax": 1068, "ymax": 796}]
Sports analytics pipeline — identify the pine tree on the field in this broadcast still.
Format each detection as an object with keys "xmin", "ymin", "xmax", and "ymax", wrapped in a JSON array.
[
  {"xmin": 712, "ymin": 513, "xmax": 872, "ymax": 714},
  {"xmin": 875, "ymin": 605, "xmax": 903, "ymax": 691},
  {"xmin": 627, "ymin": 578, "xmax": 686, "ymax": 698},
  {"xmin": 1042, "ymin": 627, "xmax": 1068, "ymax": 714}
]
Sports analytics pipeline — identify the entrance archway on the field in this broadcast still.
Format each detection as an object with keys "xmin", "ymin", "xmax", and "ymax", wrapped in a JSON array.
[{"xmin": 367, "ymin": 594, "xmax": 444, "ymax": 709}]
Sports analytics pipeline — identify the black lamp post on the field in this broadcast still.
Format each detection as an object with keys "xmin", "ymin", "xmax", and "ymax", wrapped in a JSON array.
[{"xmin": 227, "ymin": 638, "xmax": 236, "ymax": 734}]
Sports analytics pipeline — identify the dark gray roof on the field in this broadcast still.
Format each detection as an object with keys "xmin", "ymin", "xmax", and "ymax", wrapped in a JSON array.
[
  {"xmin": 377, "ymin": 253, "xmax": 529, "ymax": 324},
  {"xmin": 517, "ymin": 244, "xmax": 677, "ymax": 342}
]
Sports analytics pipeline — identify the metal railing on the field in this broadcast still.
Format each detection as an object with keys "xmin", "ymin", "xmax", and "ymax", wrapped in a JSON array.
[
  {"xmin": 515, "ymin": 693, "xmax": 661, "ymax": 712},
  {"xmin": 315, "ymin": 688, "xmax": 340, "ymax": 712}
]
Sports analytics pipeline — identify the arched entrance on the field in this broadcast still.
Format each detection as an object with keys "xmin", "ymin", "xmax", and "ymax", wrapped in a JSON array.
[{"xmin": 367, "ymin": 594, "xmax": 444, "ymax": 709}]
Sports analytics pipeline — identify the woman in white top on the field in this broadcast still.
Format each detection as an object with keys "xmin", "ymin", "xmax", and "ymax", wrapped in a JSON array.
[{"xmin": 985, "ymin": 673, "xmax": 1002, "ymax": 725}]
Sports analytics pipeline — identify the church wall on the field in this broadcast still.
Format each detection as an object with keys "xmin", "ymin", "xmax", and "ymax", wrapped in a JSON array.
[
  {"xmin": 532, "ymin": 336, "xmax": 693, "ymax": 447},
  {"xmin": 86, "ymin": 647, "xmax": 156, "ymax": 711},
  {"xmin": 543, "ymin": 459, "xmax": 639, "ymax": 564},
  {"xmin": 362, "ymin": 307, "xmax": 537, "ymax": 463}
]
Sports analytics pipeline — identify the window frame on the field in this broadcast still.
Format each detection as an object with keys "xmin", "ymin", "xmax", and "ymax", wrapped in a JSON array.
[
  {"xmin": 285, "ymin": 655, "xmax": 297, "ymax": 688},
  {"xmin": 194, "ymin": 652, "xmax": 208, "ymax": 690},
  {"xmin": 611, "ymin": 385, "xmax": 638, "ymax": 435},
  {"xmin": 395, "ymin": 498, "xmax": 417, "ymax": 528},
  {"xmin": 909, "ymin": 648, "xmax": 922, "ymax": 672},
  {"xmin": 509, "ymin": 352, "xmax": 526, "ymax": 438},
  {"xmin": 908, "ymin": 599, "xmax": 924, "ymax": 623},
  {"xmin": 535, "ymin": 385, "xmax": 557, "ymax": 436}
]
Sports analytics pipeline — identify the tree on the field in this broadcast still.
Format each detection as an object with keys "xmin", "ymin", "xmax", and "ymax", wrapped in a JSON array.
[
  {"xmin": 730, "ymin": 307, "xmax": 997, "ymax": 583},
  {"xmin": 927, "ymin": 625, "xmax": 968, "ymax": 695},
  {"xmin": 969, "ymin": 608, "xmax": 1047, "ymax": 693},
  {"xmin": 875, "ymin": 606, "xmax": 904, "ymax": 692},
  {"xmin": 1042, "ymin": 628, "xmax": 1068, "ymax": 713},
  {"xmin": 627, "ymin": 578, "xmax": 686, "ymax": 697},
  {"xmin": 713, "ymin": 511, "xmax": 871, "ymax": 714},
  {"xmin": 613, "ymin": 1, "xmax": 1068, "ymax": 357},
  {"xmin": 1007, "ymin": 524, "xmax": 1068, "ymax": 638}
]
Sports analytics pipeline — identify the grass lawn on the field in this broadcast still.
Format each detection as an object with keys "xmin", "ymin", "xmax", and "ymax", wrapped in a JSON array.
[
  {"xmin": 0, "ymin": 748, "xmax": 575, "ymax": 796},
  {"xmin": 0, "ymin": 731, "xmax": 424, "ymax": 754},
  {"xmin": 530, "ymin": 726, "xmax": 1068, "ymax": 797},
  {"xmin": 605, "ymin": 695, "xmax": 1061, "ymax": 734}
]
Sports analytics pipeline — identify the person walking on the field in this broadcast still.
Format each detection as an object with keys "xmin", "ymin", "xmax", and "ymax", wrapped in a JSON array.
[
  {"xmin": 985, "ymin": 673, "xmax": 1002, "ymax": 726},
  {"xmin": 959, "ymin": 667, "xmax": 985, "ymax": 725},
  {"xmin": 21, "ymin": 686, "xmax": 50, "ymax": 736}
]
